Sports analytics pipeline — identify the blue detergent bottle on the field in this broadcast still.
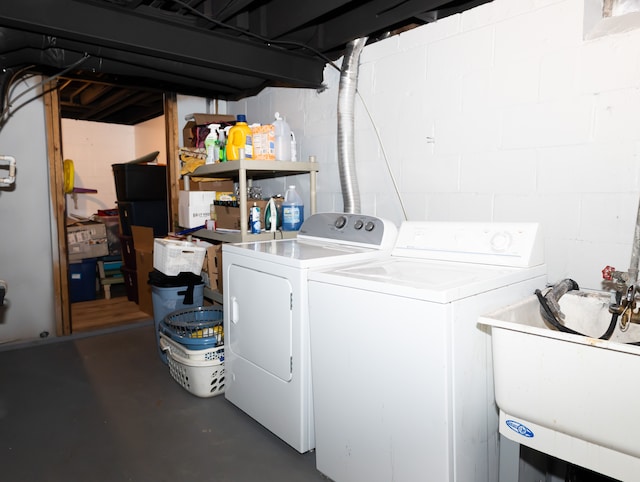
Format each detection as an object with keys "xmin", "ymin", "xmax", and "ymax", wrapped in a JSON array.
[{"xmin": 282, "ymin": 185, "xmax": 304, "ymax": 231}]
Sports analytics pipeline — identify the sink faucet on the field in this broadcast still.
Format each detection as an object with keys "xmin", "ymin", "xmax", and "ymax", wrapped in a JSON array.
[
  {"xmin": 603, "ymin": 266, "xmax": 640, "ymax": 330},
  {"xmin": 602, "ymin": 197, "xmax": 640, "ymax": 330}
]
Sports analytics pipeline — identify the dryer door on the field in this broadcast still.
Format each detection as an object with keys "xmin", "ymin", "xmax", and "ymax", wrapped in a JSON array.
[{"xmin": 228, "ymin": 264, "xmax": 293, "ymax": 381}]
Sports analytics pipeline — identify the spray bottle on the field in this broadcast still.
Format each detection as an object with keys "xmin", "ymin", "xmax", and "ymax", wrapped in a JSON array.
[{"xmin": 204, "ymin": 124, "xmax": 220, "ymax": 164}]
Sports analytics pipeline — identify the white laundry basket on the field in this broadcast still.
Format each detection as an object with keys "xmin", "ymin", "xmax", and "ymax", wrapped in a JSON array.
[{"xmin": 159, "ymin": 333, "xmax": 225, "ymax": 398}]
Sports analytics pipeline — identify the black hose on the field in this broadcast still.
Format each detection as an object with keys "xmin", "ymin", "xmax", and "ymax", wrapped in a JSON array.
[{"xmin": 535, "ymin": 281, "xmax": 620, "ymax": 341}]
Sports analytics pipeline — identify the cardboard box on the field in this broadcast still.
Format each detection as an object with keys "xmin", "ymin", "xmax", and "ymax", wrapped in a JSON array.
[
  {"xmin": 67, "ymin": 220, "xmax": 109, "ymax": 262},
  {"xmin": 199, "ymin": 242, "xmax": 223, "ymax": 293},
  {"xmin": 215, "ymin": 200, "xmax": 268, "ymax": 230},
  {"xmin": 251, "ymin": 124, "xmax": 275, "ymax": 160},
  {"xmin": 132, "ymin": 225, "xmax": 155, "ymax": 317},
  {"xmin": 179, "ymin": 178, "xmax": 235, "ymax": 192},
  {"xmin": 183, "ymin": 114, "xmax": 236, "ymax": 148},
  {"xmin": 178, "ymin": 190, "xmax": 217, "ymax": 228}
]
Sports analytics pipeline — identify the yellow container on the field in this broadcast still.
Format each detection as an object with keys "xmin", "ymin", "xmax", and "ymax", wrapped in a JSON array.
[{"xmin": 226, "ymin": 115, "xmax": 253, "ymax": 160}]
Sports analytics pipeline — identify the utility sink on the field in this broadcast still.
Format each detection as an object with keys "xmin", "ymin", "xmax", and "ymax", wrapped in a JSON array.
[{"xmin": 479, "ymin": 290, "xmax": 640, "ymax": 481}]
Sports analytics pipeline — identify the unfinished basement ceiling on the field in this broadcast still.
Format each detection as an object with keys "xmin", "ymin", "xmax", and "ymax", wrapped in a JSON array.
[{"xmin": 0, "ymin": 0, "xmax": 490, "ymax": 125}]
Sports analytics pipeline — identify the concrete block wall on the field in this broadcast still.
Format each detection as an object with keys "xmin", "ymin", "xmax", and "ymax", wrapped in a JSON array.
[{"xmin": 231, "ymin": 0, "xmax": 640, "ymax": 290}]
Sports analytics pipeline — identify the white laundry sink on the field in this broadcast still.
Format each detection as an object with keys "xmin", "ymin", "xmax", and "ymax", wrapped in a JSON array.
[{"xmin": 479, "ymin": 290, "xmax": 640, "ymax": 481}]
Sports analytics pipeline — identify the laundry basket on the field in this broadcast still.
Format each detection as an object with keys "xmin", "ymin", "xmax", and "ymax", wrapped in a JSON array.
[
  {"xmin": 159, "ymin": 333, "xmax": 225, "ymax": 398},
  {"xmin": 159, "ymin": 306, "xmax": 225, "ymax": 398},
  {"xmin": 159, "ymin": 306, "xmax": 223, "ymax": 350}
]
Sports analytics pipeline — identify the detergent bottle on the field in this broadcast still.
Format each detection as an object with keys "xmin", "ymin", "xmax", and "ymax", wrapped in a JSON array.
[
  {"xmin": 204, "ymin": 124, "xmax": 220, "ymax": 164},
  {"xmin": 273, "ymin": 112, "xmax": 292, "ymax": 161},
  {"xmin": 282, "ymin": 185, "xmax": 304, "ymax": 231},
  {"xmin": 226, "ymin": 115, "xmax": 253, "ymax": 161}
]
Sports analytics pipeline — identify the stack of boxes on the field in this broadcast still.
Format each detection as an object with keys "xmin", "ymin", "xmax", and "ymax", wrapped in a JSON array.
[
  {"xmin": 178, "ymin": 179, "xmax": 235, "ymax": 229},
  {"xmin": 112, "ymin": 152, "xmax": 169, "ymax": 308},
  {"xmin": 112, "ymin": 154, "xmax": 168, "ymax": 237}
]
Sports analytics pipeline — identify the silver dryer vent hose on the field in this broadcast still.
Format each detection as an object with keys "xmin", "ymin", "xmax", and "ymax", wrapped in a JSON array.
[{"xmin": 337, "ymin": 37, "xmax": 367, "ymax": 214}]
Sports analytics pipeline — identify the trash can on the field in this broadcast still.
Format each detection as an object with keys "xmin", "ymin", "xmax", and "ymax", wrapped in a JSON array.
[{"xmin": 149, "ymin": 270, "xmax": 204, "ymax": 364}]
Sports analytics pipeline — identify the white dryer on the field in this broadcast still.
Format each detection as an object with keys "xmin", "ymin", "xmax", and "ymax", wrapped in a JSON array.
[
  {"xmin": 307, "ymin": 222, "xmax": 547, "ymax": 482},
  {"xmin": 222, "ymin": 212, "xmax": 398, "ymax": 453}
]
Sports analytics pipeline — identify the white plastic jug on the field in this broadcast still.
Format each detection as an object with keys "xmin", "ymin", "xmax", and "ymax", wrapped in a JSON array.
[{"xmin": 273, "ymin": 112, "xmax": 292, "ymax": 161}]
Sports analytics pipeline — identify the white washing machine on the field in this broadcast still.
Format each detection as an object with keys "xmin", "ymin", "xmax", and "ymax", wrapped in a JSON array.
[
  {"xmin": 307, "ymin": 221, "xmax": 547, "ymax": 482},
  {"xmin": 222, "ymin": 212, "xmax": 398, "ymax": 453}
]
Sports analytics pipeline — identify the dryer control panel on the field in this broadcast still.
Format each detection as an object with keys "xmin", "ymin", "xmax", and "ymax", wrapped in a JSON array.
[{"xmin": 297, "ymin": 213, "xmax": 398, "ymax": 250}]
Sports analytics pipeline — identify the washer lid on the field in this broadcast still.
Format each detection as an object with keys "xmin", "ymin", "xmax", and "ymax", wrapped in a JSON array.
[
  {"xmin": 309, "ymin": 257, "xmax": 547, "ymax": 303},
  {"xmin": 223, "ymin": 238, "xmax": 386, "ymax": 269}
]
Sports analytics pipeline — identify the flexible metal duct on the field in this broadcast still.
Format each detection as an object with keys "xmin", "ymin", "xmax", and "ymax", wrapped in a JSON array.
[
  {"xmin": 628, "ymin": 198, "xmax": 640, "ymax": 285},
  {"xmin": 337, "ymin": 37, "xmax": 367, "ymax": 214}
]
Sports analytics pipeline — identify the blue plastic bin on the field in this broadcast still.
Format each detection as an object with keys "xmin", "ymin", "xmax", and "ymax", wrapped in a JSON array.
[
  {"xmin": 151, "ymin": 283, "xmax": 204, "ymax": 363},
  {"xmin": 69, "ymin": 258, "xmax": 97, "ymax": 303}
]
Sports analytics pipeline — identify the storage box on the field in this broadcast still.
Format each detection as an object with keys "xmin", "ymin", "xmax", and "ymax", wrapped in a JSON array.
[
  {"xmin": 153, "ymin": 238, "xmax": 207, "ymax": 276},
  {"xmin": 67, "ymin": 220, "xmax": 109, "ymax": 262},
  {"xmin": 178, "ymin": 179, "xmax": 235, "ymax": 192},
  {"xmin": 198, "ymin": 241, "xmax": 222, "ymax": 292},
  {"xmin": 251, "ymin": 124, "xmax": 275, "ymax": 160},
  {"xmin": 112, "ymin": 162, "xmax": 167, "ymax": 201},
  {"xmin": 118, "ymin": 200, "xmax": 168, "ymax": 237},
  {"xmin": 215, "ymin": 200, "xmax": 268, "ymax": 230},
  {"xmin": 69, "ymin": 258, "xmax": 97, "ymax": 303},
  {"xmin": 132, "ymin": 226, "xmax": 155, "ymax": 316},
  {"xmin": 183, "ymin": 114, "xmax": 236, "ymax": 148},
  {"xmin": 178, "ymin": 190, "xmax": 217, "ymax": 228}
]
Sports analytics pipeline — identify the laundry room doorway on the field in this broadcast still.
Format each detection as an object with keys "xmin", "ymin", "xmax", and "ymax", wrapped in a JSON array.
[{"xmin": 44, "ymin": 82, "xmax": 180, "ymax": 336}]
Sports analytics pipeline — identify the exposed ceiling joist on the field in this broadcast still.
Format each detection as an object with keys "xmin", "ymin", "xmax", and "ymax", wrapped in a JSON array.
[{"xmin": 0, "ymin": 0, "xmax": 491, "ymax": 125}]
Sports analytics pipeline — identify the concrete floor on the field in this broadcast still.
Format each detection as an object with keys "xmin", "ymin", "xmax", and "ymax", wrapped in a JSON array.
[{"xmin": 0, "ymin": 322, "xmax": 327, "ymax": 482}]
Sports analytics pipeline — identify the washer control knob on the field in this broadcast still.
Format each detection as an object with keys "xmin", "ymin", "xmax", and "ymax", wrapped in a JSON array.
[
  {"xmin": 335, "ymin": 216, "xmax": 347, "ymax": 229},
  {"xmin": 354, "ymin": 219, "xmax": 364, "ymax": 230},
  {"xmin": 365, "ymin": 221, "xmax": 375, "ymax": 232},
  {"xmin": 490, "ymin": 231, "xmax": 512, "ymax": 252}
]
